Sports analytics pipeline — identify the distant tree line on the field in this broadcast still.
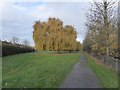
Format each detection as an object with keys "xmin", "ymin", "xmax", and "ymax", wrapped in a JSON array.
[
  {"xmin": 33, "ymin": 17, "xmax": 82, "ymax": 53},
  {"xmin": 2, "ymin": 40, "xmax": 35, "ymax": 57},
  {"xmin": 83, "ymin": 0, "xmax": 118, "ymax": 58}
]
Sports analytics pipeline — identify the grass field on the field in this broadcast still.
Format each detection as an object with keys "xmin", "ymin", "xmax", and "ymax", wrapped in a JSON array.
[
  {"xmin": 2, "ymin": 51, "xmax": 80, "ymax": 88},
  {"xmin": 0, "ymin": 57, "xmax": 2, "ymax": 89},
  {"xmin": 85, "ymin": 53, "xmax": 118, "ymax": 88}
]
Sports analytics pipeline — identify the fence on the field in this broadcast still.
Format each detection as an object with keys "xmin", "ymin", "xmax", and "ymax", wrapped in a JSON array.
[{"xmin": 96, "ymin": 55, "xmax": 119, "ymax": 72}]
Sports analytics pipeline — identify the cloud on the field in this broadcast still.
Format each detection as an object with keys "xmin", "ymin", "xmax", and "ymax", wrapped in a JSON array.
[
  {"xmin": 2, "ymin": 2, "xmax": 34, "ymax": 44},
  {"xmin": 29, "ymin": 2, "xmax": 89, "ymax": 42},
  {"xmin": 3, "ymin": 0, "xmax": 96, "ymax": 2},
  {"xmin": 1, "ymin": 2, "xmax": 89, "ymax": 46}
]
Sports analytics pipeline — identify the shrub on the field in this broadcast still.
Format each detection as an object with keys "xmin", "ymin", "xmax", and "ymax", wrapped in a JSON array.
[{"xmin": 2, "ymin": 41, "xmax": 35, "ymax": 56}]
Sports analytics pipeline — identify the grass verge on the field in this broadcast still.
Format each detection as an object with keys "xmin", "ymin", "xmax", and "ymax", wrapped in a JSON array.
[
  {"xmin": 85, "ymin": 53, "xmax": 118, "ymax": 88},
  {"xmin": 2, "ymin": 51, "xmax": 80, "ymax": 88}
]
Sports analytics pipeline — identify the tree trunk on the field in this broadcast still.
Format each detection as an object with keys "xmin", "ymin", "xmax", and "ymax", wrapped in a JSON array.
[
  {"xmin": 104, "ymin": 0, "xmax": 109, "ymax": 56},
  {"xmin": 69, "ymin": 50, "xmax": 72, "ymax": 53}
]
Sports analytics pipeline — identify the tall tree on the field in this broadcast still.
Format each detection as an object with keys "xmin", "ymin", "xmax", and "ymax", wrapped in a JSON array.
[
  {"xmin": 33, "ymin": 17, "xmax": 79, "ymax": 52},
  {"xmin": 84, "ymin": 0, "xmax": 117, "ymax": 57}
]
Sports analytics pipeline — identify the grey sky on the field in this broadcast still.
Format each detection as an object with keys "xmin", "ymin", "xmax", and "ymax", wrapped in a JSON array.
[{"xmin": 1, "ymin": 1, "xmax": 90, "ymax": 46}]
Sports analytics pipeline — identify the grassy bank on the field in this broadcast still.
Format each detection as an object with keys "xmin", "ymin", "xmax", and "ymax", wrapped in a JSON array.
[
  {"xmin": 0, "ymin": 57, "xmax": 2, "ymax": 89},
  {"xmin": 2, "ymin": 51, "xmax": 80, "ymax": 88},
  {"xmin": 85, "ymin": 53, "xmax": 118, "ymax": 88}
]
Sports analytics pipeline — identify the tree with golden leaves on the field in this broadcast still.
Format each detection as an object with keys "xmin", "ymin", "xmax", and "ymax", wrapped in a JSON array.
[{"xmin": 33, "ymin": 17, "xmax": 81, "ymax": 52}]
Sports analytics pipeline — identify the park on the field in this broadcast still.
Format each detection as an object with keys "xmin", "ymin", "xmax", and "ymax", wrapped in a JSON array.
[{"xmin": 1, "ymin": 0, "xmax": 119, "ymax": 89}]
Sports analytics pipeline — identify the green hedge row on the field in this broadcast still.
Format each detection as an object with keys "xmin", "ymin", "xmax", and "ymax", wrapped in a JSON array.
[{"xmin": 2, "ymin": 41, "xmax": 35, "ymax": 57}]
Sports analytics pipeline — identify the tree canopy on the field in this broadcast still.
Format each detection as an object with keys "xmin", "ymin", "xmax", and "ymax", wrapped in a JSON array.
[
  {"xmin": 33, "ymin": 17, "xmax": 82, "ymax": 52},
  {"xmin": 83, "ymin": 0, "xmax": 118, "ymax": 58}
]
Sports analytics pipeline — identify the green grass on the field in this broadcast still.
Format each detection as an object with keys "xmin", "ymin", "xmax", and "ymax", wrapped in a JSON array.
[
  {"xmin": 85, "ymin": 53, "xmax": 118, "ymax": 88},
  {"xmin": 2, "ymin": 51, "xmax": 80, "ymax": 88},
  {"xmin": 0, "ymin": 57, "xmax": 2, "ymax": 89}
]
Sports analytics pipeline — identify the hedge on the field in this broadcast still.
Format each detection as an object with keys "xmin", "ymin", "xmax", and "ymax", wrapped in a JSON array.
[{"xmin": 2, "ymin": 41, "xmax": 35, "ymax": 57}]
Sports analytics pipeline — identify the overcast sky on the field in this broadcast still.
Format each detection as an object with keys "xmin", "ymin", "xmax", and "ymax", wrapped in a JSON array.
[{"xmin": 1, "ymin": 0, "xmax": 91, "ymax": 46}]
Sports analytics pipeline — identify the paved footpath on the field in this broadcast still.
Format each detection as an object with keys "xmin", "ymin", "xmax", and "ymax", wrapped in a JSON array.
[{"xmin": 60, "ymin": 54, "xmax": 101, "ymax": 88}]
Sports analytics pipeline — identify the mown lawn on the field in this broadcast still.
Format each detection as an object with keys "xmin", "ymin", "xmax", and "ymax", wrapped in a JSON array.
[
  {"xmin": 2, "ymin": 51, "xmax": 80, "ymax": 88},
  {"xmin": 85, "ymin": 53, "xmax": 118, "ymax": 88},
  {"xmin": 0, "ymin": 57, "xmax": 2, "ymax": 89}
]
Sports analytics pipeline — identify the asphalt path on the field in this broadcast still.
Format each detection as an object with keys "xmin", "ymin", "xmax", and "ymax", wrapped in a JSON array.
[{"xmin": 60, "ymin": 54, "xmax": 101, "ymax": 88}]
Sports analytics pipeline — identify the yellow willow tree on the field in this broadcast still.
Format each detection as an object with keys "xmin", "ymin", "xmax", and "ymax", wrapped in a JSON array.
[
  {"xmin": 33, "ymin": 17, "xmax": 80, "ymax": 52},
  {"xmin": 64, "ymin": 25, "xmax": 77, "ymax": 52},
  {"xmin": 47, "ymin": 17, "xmax": 63, "ymax": 51},
  {"xmin": 33, "ymin": 21, "xmax": 42, "ymax": 50}
]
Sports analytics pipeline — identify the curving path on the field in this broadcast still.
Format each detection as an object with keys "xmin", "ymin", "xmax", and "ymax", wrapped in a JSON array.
[{"xmin": 60, "ymin": 54, "xmax": 101, "ymax": 88}]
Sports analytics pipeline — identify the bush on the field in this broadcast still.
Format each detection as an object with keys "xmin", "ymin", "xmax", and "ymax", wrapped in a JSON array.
[{"xmin": 2, "ymin": 41, "xmax": 35, "ymax": 56}]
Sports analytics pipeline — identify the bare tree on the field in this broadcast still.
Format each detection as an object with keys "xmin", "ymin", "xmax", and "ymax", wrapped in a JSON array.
[
  {"xmin": 23, "ymin": 40, "xmax": 30, "ymax": 46},
  {"xmin": 85, "ymin": 0, "xmax": 117, "ymax": 56},
  {"xmin": 11, "ymin": 37, "xmax": 19, "ymax": 44}
]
